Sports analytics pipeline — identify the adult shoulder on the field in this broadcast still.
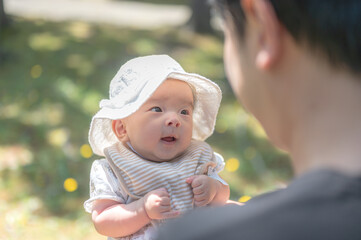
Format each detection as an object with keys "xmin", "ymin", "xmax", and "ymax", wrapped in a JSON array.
[{"xmin": 156, "ymin": 169, "xmax": 361, "ymax": 240}]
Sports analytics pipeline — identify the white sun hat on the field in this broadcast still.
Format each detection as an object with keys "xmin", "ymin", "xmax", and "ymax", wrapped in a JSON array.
[{"xmin": 89, "ymin": 55, "xmax": 222, "ymax": 156}]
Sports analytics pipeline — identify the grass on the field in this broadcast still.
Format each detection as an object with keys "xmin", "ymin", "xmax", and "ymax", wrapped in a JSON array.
[{"xmin": 0, "ymin": 14, "xmax": 292, "ymax": 239}]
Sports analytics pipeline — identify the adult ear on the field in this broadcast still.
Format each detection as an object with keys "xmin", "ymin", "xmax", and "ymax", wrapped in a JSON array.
[
  {"xmin": 112, "ymin": 119, "xmax": 129, "ymax": 142},
  {"xmin": 241, "ymin": 0, "xmax": 282, "ymax": 70}
]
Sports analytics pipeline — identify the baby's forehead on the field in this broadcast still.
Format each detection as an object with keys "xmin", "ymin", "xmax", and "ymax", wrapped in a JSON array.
[
  {"xmin": 146, "ymin": 79, "xmax": 194, "ymax": 104},
  {"xmin": 157, "ymin": 79, "xmax": 193, "ymax": 94},
  {"xmin": 163, "ymin": 78, "xmax": 191, "ymax": 87}
]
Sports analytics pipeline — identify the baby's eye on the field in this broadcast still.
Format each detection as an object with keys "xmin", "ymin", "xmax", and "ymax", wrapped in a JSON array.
[
  {"xmin": 150, "ymin": 107, "xmax": 162, "ymax": 112},
  {"xmin": 180, "ymin": 109, "xmax": 190, "ymax": 115}
]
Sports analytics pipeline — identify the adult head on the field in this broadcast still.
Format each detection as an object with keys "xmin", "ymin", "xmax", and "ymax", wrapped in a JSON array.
[
  {"xmin": 155, "ymin": 3, "xmax": 361, "ymax": 239},
  {"xmin": 214, "ymin": 0, "xmax": 361, "ymax": 175}
]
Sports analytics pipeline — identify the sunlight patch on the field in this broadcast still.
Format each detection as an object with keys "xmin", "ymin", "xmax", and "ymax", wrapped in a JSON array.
[
  {"xmin": 215, "ymin": 117, "xmax": 229, "ymax": 133},
  {"xmin": 66, "ymin": 54, "xmax": 94, "ymax": 76},
  {"xmin": 28, "ymin": 33, "xmax": 65, "ymax": 51},
  {"xmin": 0, "ymin": 104, "xmax": 21, "ymax": 119},
  {"xmin": 47, "ymin": 128, "xmax": 69, "ymax": 147},
  {"xmin": 130, "ymin": 39, "xmax": 158, "ymax": 55},
  {"xmin": 66, "ymin": 22, "xmax": 93, "ymax": 40},
  {"xmin": 56, "ymin": 77, "xmax": 102, "ymax": 114},
  {"xmin": 18, "ymin": 103, "xmax": 64, "ymax": 126},
  {"xmin": 30, "ymin": 65, "xmax": 43, "ymax": 79},
  {"xmin": 0, "ymin": 145, "xmax": 33, "ymax": 170}
]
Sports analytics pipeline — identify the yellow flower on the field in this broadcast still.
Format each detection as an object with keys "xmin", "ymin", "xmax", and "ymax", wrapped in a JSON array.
[
  {"xmin": 239, "ymin": 195, "xmax": 252, "ymax": 203},
  {"xmin": 64, "ymin": 178, "xmax": 78, "ymax": 192},
  {"xmin": 225, "ymin": 158, "xmax": 240, "ymax": 172},
  {"xmin": 80, "ymin": 144, "xmax": 93, "ymax": 158}
]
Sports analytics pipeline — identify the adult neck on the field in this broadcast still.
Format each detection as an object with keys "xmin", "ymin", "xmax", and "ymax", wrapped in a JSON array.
[{"xmin": 285, "ymin": 56, "xmax": 361, "ymax": 177}]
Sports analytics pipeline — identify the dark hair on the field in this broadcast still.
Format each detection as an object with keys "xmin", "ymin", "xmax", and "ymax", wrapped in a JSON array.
[{"xmin": 213, "ymin": 0, "xmax": 361, "ymax": 73}]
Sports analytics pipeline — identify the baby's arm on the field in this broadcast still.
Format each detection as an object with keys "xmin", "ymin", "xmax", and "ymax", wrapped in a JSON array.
[
  {"xmin": 92, "ymin": 198, "xmax": 149, "ymax": 237},
  {"xmin": 92, "ymin": 188, "xmax": 179, "ymax": 238},
  {"xmin": 186, "ymin": 175, "xmax": 230, "ymax": 207}
]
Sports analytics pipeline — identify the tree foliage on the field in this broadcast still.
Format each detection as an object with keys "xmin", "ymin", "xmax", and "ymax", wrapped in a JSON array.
[
  {"xmin": 0, "ymin": 0, "xmax": 8, "ymax": 33},
  {"xmin": 189, "ymin": 0, "xmax": 214, "ymax": 34}
]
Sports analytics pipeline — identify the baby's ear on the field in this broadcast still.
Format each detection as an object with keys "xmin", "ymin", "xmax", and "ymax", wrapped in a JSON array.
[{"xmin": 112, "ymin": 119, "xmax": 129, "ymax": 142}]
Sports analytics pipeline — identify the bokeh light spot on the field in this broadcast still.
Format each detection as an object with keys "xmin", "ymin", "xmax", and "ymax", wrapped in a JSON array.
[
  {"xmin": 225, "ymin": 157, "xmax": 240, "ymax": 172},
  {"xmin": 131, "ymin": 39, "xmax": 157, "ymax": 55},
  {"xmin": 30, "ymin": 65, "xmax": 43, "ymax": 79},
  {"xmin": 47, "ymin": 128, "xmax": 68, "ymax": 147},
  {"xmin": 64, "ymin": 178, "xmax": 78, "ymax": 192},
  {"xmin": 0, "ymin": 145, "xmax": 33, "ymax": 170},
  {"xmin": 28, "ymin": 32, "xmax": 64, "ymax": 51},
  {"xmin": 215, "ymin": 118, "xmax": 229, "ymax": 133},
  {"xmin": 67, "ymin": 22, "xmax": 93, "ymax": 40},
  {"xmin": 238, "ymin": 195, "xmax": 252, "ymax": 203},
  {"xmin": 80, "ymin": 144, "xmax": 93, "ymax": 158}
]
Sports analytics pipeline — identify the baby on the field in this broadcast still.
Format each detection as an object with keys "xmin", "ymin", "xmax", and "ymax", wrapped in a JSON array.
[{"xmin": 84, "ymin": 55, "xmax": 230, "ymax": 240}]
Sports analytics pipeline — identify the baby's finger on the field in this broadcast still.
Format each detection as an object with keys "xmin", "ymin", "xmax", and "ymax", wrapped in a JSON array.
[
  {"xmin": 154, "ymin": 188, "xmax": 170, "ymax": 196},
  {"xmin": 158, "ymin": 204, "xmax": 172, "ymax": 213},
  {"xmin": 156, "ymin": 187, "xmax": 169, "ymax": 193},
  {"xmin": 194, "ymin": 199, "xmax": 208, "ymax": 207},
  {"xmin": 159, "ymin": 196, "xmax": 171, "ymax": 206},
  {"xmin": 161, "ymin": 210, "xmax": 180, "ymax": 219},
  {"xmin": 185, "ymin": 175, "xmax": 197, "ymax": 184},
  {"xmin": 192, "ymin": 186, "xmax": 204, "ymax": 195},
  {"xmin": 191, "ymin": 177, "xmax": 203, "ymax": 188},
  {"xmin": 159, "ymin": 187, "xmax": 168, "ymax": 192},
  {"xmin": 194, "ymin": 193, "xmax": 206, "ymax": 202}
]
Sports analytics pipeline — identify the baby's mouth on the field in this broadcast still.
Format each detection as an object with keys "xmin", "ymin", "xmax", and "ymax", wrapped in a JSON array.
[{"xmin": 161, "ymin": 136, "xmax": 176, "ymax": 142}]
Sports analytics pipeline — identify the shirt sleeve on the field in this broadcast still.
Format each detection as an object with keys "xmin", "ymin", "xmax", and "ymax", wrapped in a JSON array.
[
  {"xmin": 208, "ymin": 152, "xmax": 228, "ymax": 186},
  {"xmin": 83, "ymin": 159, "xmax": 127, "ymax": 213}
]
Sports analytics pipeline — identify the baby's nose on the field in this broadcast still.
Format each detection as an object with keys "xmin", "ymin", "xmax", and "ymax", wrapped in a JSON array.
[{"xmin": 165, "ymin": 114, "xmax": 181, "ymax": 127}]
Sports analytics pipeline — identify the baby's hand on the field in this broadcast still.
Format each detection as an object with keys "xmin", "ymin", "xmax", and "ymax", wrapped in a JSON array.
[
  {"xmin": 186, "ymin": 175, "xmax": 218, "ymax": 207},
  {"xmin": 143, "ymin": 188, "xmax": 180, "ymax": 220}
]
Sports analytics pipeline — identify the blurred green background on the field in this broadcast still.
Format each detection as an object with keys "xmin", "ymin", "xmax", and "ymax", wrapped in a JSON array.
[{"xmin": 0, "ymin": 0, "xmax": 292, "ymax": 239}]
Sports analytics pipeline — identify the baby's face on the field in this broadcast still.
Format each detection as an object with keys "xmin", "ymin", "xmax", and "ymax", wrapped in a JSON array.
[{"xmin": 122, "ymin": 79, "xmax": 194, "ymax": 162}]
